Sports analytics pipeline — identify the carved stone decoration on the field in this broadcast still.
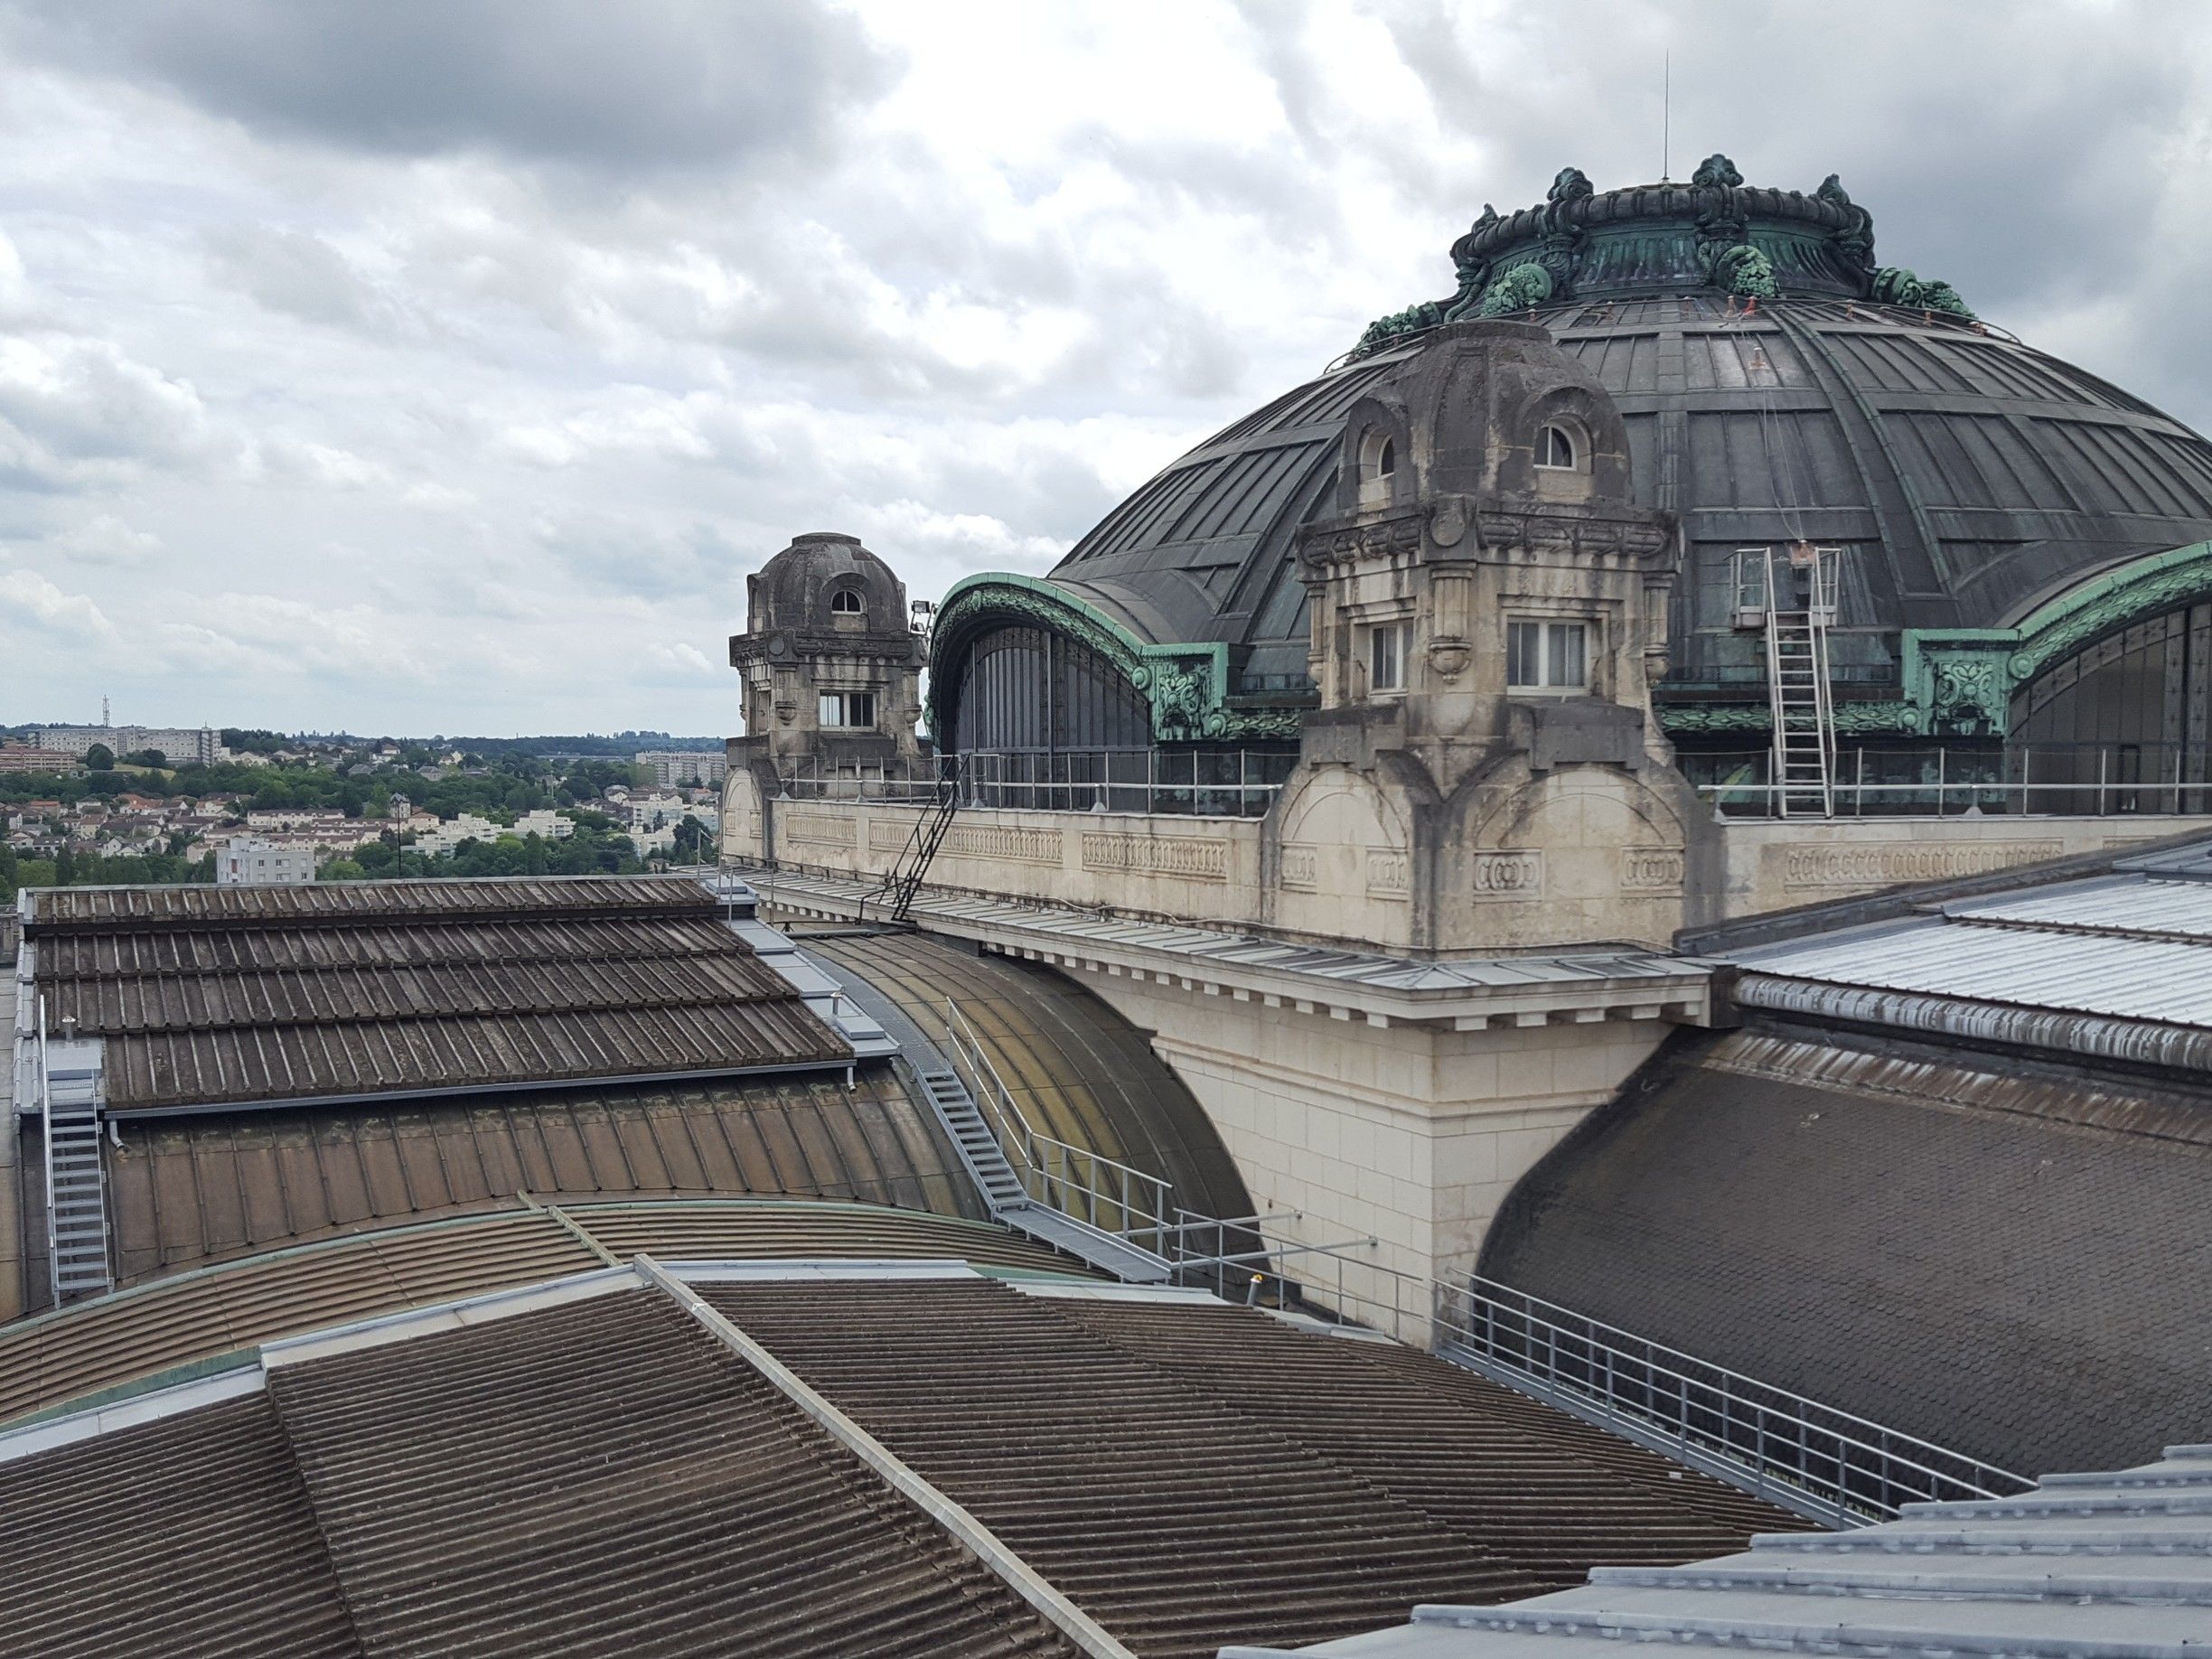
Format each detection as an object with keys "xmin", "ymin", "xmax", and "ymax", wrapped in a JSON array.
[
  {"xmin": 1620, "ymin": 848, "xmax": 1686, "ymax": 893},
  {"xmin": 1081, "ymin": 832, "xmax": 1230, "ymax": 883},
  {"xmin": 1468, "ymin": 849, "xmax": 1545, "ymax": 900},
  {"xmin": 1364, "ymin": 848, "xmax": 1411, "ymax": 898},
  {"xmin": 1278, "ymin": 844, "xmax": 1318, "ymax": 891},
  {"xmin": 1429, "ymin": 499, "xmax": 1470, "ymax": 548},
  {"xmin": 1781, "ymin": 840, "xmax": 2064, "ymax": 891}
]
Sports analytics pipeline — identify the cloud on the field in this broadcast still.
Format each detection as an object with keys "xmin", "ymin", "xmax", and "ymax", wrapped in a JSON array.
[
  {"xmin": 0, "ymin": 567, "xmax": 117, "ymax": 636},
  {"xmin": 0, "ymin": 334, "xmax": 215, "ymax": 490},
  {"xmin": 2, "ymin": 0, "xmax": 2212, "ymax": 735},
  {"xmin": 9, "ymin": 0, "xmax": 899, "ymax": 173},
  {"xmin": 46, "ymin": 512, "xmax": 163, "ymax": 568}
]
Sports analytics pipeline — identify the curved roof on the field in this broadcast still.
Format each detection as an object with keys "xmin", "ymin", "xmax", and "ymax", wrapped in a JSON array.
[
  {"xmin": 1480, "ymin": 1026, "xmax": 2212, "ymax": 1476},
  {"xmin": 801, "ymin": 929, "xmax": 1256, "ymax": 1223},
  {"xmin": 96, "ymin": 1068, "xmax": 986, "ymax": 1294},
  {"xmin": 1042, "ymin": 166, "xmax": 2212, "ymax": 689},
  {"xmin": 0, "ymin": 1200, "xmax": 1083, "ymax": 1426}
]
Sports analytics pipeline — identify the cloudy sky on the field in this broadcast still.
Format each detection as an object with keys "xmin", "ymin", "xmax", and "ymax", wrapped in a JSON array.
[{"xmin": 1, "ymin": 0, "xmax": 2205, "ymax": 736}]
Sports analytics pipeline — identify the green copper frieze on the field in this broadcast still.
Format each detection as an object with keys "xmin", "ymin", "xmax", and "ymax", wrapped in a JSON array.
[{"xmin": 928, "ymin": 573, "xmax": 1298, "ymax": 746}]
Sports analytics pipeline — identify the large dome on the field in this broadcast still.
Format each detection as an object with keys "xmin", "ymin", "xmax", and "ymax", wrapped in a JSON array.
[{"xmin": 1046, "ymin": 161, "xmax": 2212, "ymax": 697}]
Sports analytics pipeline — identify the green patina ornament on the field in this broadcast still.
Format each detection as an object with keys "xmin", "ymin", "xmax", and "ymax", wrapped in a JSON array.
[
  {"xmin": 1692, "ymin": 153, "xmax": 1744, "ymax": 189},
  {"xmin": 1547, "ymin": 166, "xmax": 1594, "ymax": 205},
  {"xmin": 1479, "ymin": 262, "xmax": 1553, "ymax": 316},
  {"xmin": 1711, "ymin": 243, "xmax": 1779, "ymax": 298},
  {"xmin": 1871, "ymin": 266, "xmax": 1974, "ymax": 319}
]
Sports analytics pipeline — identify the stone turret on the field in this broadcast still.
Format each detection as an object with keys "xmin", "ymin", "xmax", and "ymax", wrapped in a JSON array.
[
  {"xmin": 727, "ymin": 531, "xmax": 927, "ymax": 776},
  {"xmin": 1267, "ymin": 320, "xmax": 1699, "ymax": 951}
]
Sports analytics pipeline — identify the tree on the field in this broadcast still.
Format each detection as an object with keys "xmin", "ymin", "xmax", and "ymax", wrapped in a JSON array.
[
  {"xmin": 121, "ymin": 748, "xmax": 166, "ymax": 768},
  {"xmin": 670, "ymin": 814, "xmax": 713, "ymax": 865},
  {"xmin": 84, "ymin": 744, "xmax": 114, "ymax": 771},
  {"xmin": 318, "ymin": 858, "xmax": 368, "ymax": 882}
]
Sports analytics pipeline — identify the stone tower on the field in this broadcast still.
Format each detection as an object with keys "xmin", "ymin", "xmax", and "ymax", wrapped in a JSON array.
[
  {"xmin": 727, "ymin": 531, "xmax": 928, "ymax": 778},
  {"xmin": 1269, "ymin": 319, "xmax": 1695, "ymax": 950}
]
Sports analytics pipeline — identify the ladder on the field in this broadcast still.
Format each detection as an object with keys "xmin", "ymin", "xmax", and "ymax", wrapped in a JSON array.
[
  {"xmin": 36, "ymin": 1007, "xmax": 112, "ymax": 1305},
  {"xmin": 1756, "ymin": 545, "xmax": 1840, "ymax": 818},
  {"xmin": 862, "ymin": 764, "xmax": 961, "ymax": 923}
]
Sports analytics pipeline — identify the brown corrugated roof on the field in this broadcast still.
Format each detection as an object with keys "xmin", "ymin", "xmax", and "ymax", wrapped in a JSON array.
[
  {"xmin": 29, "ymin": 874, "xmax": 708, "ymax": 931},
  {"xmin": 0, "ymin": 1266, "xmax": 1803, "ymax": 1658},
  {"xmin": 704, "ymin": 1278, "xmax": 1804, "ymax": 1657},
  {"xmin": 103, "ymin": 1071, "xmax": 987, "ymax": 1289},
  {"xmin": 24, "ymin": 876, "xmax": 850, "ymax": 1111},
  {"xmin": 0, "ymin": 1201, "xmax": 1086, "ymax": 1426},
  {"xmin": 0, "ymin": 1392, "xmax": 363, "ymax": 1658},
  {"xmin": 265, "ymin": 1289, "xmax": 1081, "ymax": 1658}
]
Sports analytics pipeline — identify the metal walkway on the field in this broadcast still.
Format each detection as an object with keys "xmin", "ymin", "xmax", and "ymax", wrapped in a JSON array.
[{"xmin": 800, "ymin": 949, "xmax": 1172, "ymax": 1284}]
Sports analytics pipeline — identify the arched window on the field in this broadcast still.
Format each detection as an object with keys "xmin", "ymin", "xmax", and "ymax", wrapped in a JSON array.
[
  {"xmin": 830, "ymin": 587, "xmax": 866, "ymax": 617},
  {"xmin": 1536, "ymin": 424, "xmax": 1578, "ymax": 470},
  {"xmin": 1357, "ymin": 426, "xmax": 1399, "ymax": 508}
]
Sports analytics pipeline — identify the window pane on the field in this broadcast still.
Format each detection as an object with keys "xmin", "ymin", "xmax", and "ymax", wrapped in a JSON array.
[
  {"xmin": 1550, "ymin": 623, "xmax": 1587, "ymax": 687},
  {"xmin": 1508, "ymin": 621, "xmax": 1536, "ymax": 686},
  {"xmin": 849, "ymin": 691, "xmax": 876, "ymax": 727},
  {"xmin": 819, "ymin": 693, "xmax": 840, "ymax": 726},
  {"xmin": 1370, "ymin": 625, "xmax": 1401, "ymax": 691}
]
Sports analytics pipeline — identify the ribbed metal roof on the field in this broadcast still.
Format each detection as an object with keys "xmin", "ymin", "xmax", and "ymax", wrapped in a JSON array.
[
  {"xmin": 1732, "ymin": 915, "xmax": 2212, "ymax": 1026},
  {"xmin": 0, "ymin": 1259, "xmax": 1805, "ymax": 1658},
  {"xmin": 1729, "ymin": 851, "xmax": 2212, "ymax": 1030},
  {"xmin": 0, "ymin": 1202, "xmax": 1084, "ymax": 1427},
  {"xmin": 23, "ymin": 876, "xmax": 851, "ymax": 1111},
  {"xmin": 1244, "ymin": 1445, "xmax": 2212, "ymax": 1655},
  {"xmin": 1041, "ymin": 202, "xmax": 2212, "ymax": 686}
]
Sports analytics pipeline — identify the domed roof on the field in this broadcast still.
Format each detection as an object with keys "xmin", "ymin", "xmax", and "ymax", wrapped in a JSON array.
[
  {"xmin": 1046, "ymin": 162, "xmax": 2212, "ymax": 691},
  {"xmin": 748, "ymin": 530, "xmax": 907, "ymax": 632}
]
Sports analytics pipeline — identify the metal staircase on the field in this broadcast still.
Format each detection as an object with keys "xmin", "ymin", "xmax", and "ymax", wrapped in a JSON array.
[
  {"xmin": 916, "ymin": 1057, "xmax": 1172, "ymax": 1281},
  {"xmin": 35, "ymin": 1009, "xmax": 112, "ymax": 1305},
  {"xmin": 1748, "ymin": 544, "xmax": 1840, "ymax": 818},
  {"xmin": 799, "ymin": 951, "xmax": 1174, "ymax": 1283}
]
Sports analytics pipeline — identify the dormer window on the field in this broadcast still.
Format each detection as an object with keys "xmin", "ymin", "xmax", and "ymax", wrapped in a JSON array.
[
  {"xmin": 1357, "ymin": 426, "xmax": 1399, "ymax": 509},
  {"xmin": 830, "ymin": 587, "xmax": 866, "ymax": 617},
  {"xmin": 1536, "ymin": 424, "xmax": 1578, "ymax": 470}
]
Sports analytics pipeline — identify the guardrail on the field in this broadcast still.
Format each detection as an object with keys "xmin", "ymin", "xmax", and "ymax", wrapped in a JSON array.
[
  {"xmin": 940, "ymin": 998, "xmax": 1175, "ymax": 1250},
  {"xmin": 774, "ymin": 748, "xmax": 1293, "ymax": 820},
  {"xmin": 933, "ymin": 1001, "xmax": 2025, "ymax": 1526},
  {"xmin": 1203, "ymin": 1234, "xmax": 2029, "ymax": 1527},
  {"xmin": 1695, "ymin": 743, "xmax": 2212, "ymax": 819}
]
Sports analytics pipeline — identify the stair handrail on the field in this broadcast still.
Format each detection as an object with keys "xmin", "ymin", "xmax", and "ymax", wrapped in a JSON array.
[
  {"xmin": 35, "ymin": 995, "xmax": 57, "ymax": 1308},
  {"xmin": 941, "ymin": 997, "xmax": 1173, "ymax": 1250}
]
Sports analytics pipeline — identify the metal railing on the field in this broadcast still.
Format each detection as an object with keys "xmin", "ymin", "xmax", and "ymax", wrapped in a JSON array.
[
  {"xmin": 939, "ymin": 998, "xmax": 1174, "ymax": 1250},
  {"xmin": 1136, "ymin": 1219, "xmax": 2030, "ymax": 1527},
  {"xmin": 34, "ymin": 997, "xmax": 55, "ymax": 1308},
  {"xmin": 912, "ymin": 1024, "xmax": 2026, "ymax": 1527},
  {"xmin": 1692, "ymin": 742, "xmax": 2212, "ymax": 819},
  {"xmin": 1436, "ymin": 1276, "xmax": 2033, "ymax": 1526},
  {"xmin": 775, "ymin": 748, "xmax": 1294, "ymax": 819}
]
